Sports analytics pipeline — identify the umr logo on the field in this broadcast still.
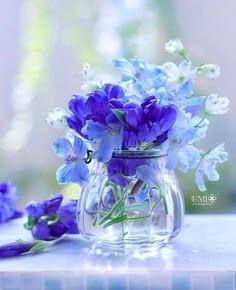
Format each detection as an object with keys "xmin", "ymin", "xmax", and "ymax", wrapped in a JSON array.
[{"xmin": 192, "ymin": 194, "xmax": 217, "ymax": 206}]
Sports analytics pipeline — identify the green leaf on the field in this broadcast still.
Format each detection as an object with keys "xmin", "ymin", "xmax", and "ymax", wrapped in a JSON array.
[
  {"xmin": 24, "ymin": 216, "xmax": 36, "ymax": 230},
  {"xmin": 30, "ymin": 241, "xmax": 50, "ymax": 253},
  {"xmin": 111, "ymin": 109, "xmax": 128, "ymax": 127}
]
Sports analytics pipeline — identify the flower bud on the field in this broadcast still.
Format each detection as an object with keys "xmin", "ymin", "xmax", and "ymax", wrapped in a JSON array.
[{"xmin": 165, "ymin": 39, "xmax": 184, "ymax": 56}]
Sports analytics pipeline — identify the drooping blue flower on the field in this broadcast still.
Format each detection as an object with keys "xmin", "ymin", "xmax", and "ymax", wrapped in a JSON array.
[
  {"xmin": 0, "ymin": 180, "xmax": 23, "ymax": 223},
  {"xmin": 195, "ymin": 144, "xmax": 228, "ymax": 191},
  {"xmin": 52, "ymin": 136, "xmax": 89, "ymax": 185}
]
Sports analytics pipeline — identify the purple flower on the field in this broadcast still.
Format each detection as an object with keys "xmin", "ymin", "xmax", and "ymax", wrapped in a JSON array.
[
  {"xmin": 0, "ymin": 180, "xmax": 18, "ymax": 204},
  {"xmin": 58, "ymin": 200, "xmax": 79, "ymax": 234},
  {"xmin": 0, "ymin": 180, "xmax": 23, "ymax": 223},
  {"xmin": 107, "ymin": 158, "xmax": 144, "ymax": 187},
  {"xmin": 32, "ymin": 221, "xmax": 50, "ymax": 240},
  {"xmin": 67, "ymin": 84, "xmax": 125, "ymax": 137},
  {"xmin": 25, "ymin": 201, "xmax": 45, "ymax": 218},
  {"xmin": 49, "ymin": 221, "xmax": 67, "ymax": 237},
  {"xmin": 0, "ymin": 242, "xmax": 33, "ymax": 257},
  {"xmin": 44, "ymin": 193, "xmax": 63, "ymax": 213},
  {"xmin": 122, "ymin": 96, "xmax": 177, "ymax": 149},
  {"xmin": 25, "ymin": 194, "xmax": 79, "ymax": 240}
]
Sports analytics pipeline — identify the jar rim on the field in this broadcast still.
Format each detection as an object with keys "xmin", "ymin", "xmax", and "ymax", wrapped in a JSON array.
[{"xmin": 112, "ymin": 149, "xmax": 167, "ymax": 159}]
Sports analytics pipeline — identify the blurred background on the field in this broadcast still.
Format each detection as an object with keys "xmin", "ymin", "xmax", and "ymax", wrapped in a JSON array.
[{"xmin": 0, "ymin": 0, "xmax": 235, "ymax": 213}]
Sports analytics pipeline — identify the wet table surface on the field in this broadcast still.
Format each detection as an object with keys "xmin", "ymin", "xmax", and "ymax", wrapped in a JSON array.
[{"xmin": 0, "ymin": 215, "xmax": 235, "ymax": 290}]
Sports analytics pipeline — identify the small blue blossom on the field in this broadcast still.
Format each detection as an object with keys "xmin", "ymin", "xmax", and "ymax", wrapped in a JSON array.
[
  {"xmin": 82, "ymin": 120, "xmax": 124, "ymax": 163},
  {"xmin": 195, "ymin": 144, "xmax": 228, "ymax": 191},
  {"xmin": 52, "ymin": 136, "xmax": 89, "ymax": 186},
  {"xmin": 163, "ymin": 110, "xmax": 208, "ymax": 171},
  {"xmin": 112, "ymin": 57, "xmax": 162, "ymax": 82}
]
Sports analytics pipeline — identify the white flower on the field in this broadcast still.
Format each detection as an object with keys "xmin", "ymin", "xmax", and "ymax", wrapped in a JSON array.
[
  {"xmin": 46, "ymin": 107, "xmax": 68, "ymax": 128},
  {"xmin": 79, "ymin": 63, "xmax": 93, "ymax": 81},
  {"xmin": 163, "ymin": 61, "xmax": 196, "ymax": 83},
  {"xmin": 195, "ymin": 144, "xmax": 228, "ymax": 191},
  {"xmin": 197, "ymin": 64, "xmax": 220, "ymax": 79},
  {"xmin": 205, "ymin": 94, "xmax": 230, "ymax": 115},
  {"xmin": 165, "ymin": 39, "xmax": 184, "ymax": 56}
]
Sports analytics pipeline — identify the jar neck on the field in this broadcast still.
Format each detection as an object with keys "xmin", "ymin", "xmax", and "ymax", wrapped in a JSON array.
[{"xmin": 111, "ymin": 149, "xmax": 167, "ymax": 159}]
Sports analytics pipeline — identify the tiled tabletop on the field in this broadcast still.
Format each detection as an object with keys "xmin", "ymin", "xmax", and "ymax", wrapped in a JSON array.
[{"xmin": 0, "ymin": 215, "xmax": 235, "ymax": 290}]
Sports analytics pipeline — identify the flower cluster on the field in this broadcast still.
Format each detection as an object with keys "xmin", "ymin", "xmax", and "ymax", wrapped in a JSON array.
[
  {"xmin": 0, "ymin": 180, "xmax": 23, "ymax": 223},
  {"xmin": 25, "ymin": 193, "xmax": 79, "ymax": 240},
  {"xmin": 47, "ymin": 39, "xmax": 229, "ymax": 191}
]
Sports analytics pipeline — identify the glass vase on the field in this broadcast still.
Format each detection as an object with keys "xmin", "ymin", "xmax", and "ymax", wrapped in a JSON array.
[{"xmin": 77, "ymin": 150, "xmax": 184, "ymax": 250}]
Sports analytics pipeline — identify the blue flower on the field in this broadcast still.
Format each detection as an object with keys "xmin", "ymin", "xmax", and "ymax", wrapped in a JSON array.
[
  {"xmin": 112, "ymin": 57, "xmax": 162, "ymax": 82},
  {"xmin": 195, "ymin": 144, "xmax": 228, "ymax": 191},
  {"xmin": 122, "ymin": 96, "xmax": 177, "ymax": 148},
  {"xmin": 32, "ymin": 221, "xmax": 50, "ymax": 240},
  {"xmin": 25, "ymin": 194, "xmax": 79, "ymax": 240},
  {"xmin": 164, "ymin": 110, "xmax": 208, "ymax": 171},
  {"xmin": 25, "ymin": 201, "xmax": 45, "ymax": 218},
  {"xmin": 57, "ymin": 200, "xmax": 79, "ymax": 234},
  {"xmin": 0, "ymin": 242, "xmax": 33, "ymax": 257},
  {"xmin": 67, "ymin": 84, "xmax": 125, "ymax": 137},
  {"xmin": 82, "ymin": 120, "xmax": 124, "ymax": 162},
  {"xmin": 52, "ymin": 136, "xmax": 89, "ymax": 185},
  {"xmin": 44, "ymin": 193, "xmax": 63, "ymax": 213},
  {"xmin": 0, "ymin": 180, "xmax": 23, "ymax": 223}
]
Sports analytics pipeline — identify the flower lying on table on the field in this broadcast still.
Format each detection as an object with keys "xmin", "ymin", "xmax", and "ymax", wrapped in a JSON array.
[
  {"xmin": 47, "ymin": 39, "xmax": 229, "ymax": 192},
  {"xmin": 25, "ymin": 193, "xmax": 79, "ymax": 240},
  {"xmin": 0, "ymin": 180, "xmax": 23, "ymax": 223},
  {"xmin": 0, "ymin": 238, "xmax": 63, "ymax": 258},
  {"xmin": 0, "ymin": 192, "xmax": 79, "ymax": 258}
]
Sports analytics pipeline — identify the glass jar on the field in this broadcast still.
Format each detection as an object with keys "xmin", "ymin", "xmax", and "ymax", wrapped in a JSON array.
[{"xmin": 77, "ymin": 150, "xmax": 184, "ymax": 250}]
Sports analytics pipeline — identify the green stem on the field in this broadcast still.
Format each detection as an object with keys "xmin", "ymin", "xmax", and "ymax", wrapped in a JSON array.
[
  {"xmin": 98, "ymin": 197, "xmax": 124, "ymax": 225},
  {"xmin": 103, "ymin": 215, "xmax": 128, "ymax": 228},
  {"xmin": 194, "ymin": 113, "xmax": 208, "ymax": 128},
  {"xmin": 160, "ymin": 187, "xmax": 168, "ymax": 215}
]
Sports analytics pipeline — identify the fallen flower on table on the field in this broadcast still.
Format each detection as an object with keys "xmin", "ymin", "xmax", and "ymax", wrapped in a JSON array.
[
  {"xmin": 25, "ymin": 193, "xmax": 79, "ymax": 240},
  {"xmin": 0, "ymin": 236, "xmax": 64, "ymax": 258},
  {"xmin": 0, "ymin": 180, "xmax": 23, "ymax": 223}
]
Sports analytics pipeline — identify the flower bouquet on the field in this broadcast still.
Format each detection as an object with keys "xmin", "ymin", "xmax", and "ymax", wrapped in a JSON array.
[{"xmin": 47, "ymin": 39, "xmax": 229, "ymax": 248}]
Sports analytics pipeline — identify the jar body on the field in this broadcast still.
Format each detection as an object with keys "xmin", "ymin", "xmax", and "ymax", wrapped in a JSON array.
[{"xmin": 77, "ymin": 151, "xmax": 184, "ymax": 249}]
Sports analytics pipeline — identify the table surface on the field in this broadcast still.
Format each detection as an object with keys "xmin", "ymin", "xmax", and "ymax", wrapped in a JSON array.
[{"xmin": 0, "ymin": 214, "xmax": 235, "ymax": 272}]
